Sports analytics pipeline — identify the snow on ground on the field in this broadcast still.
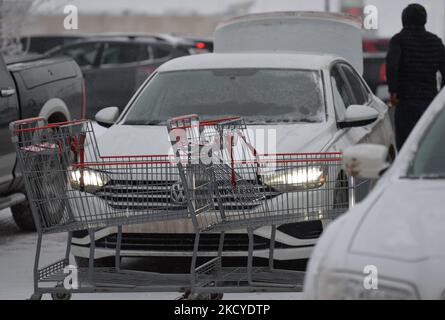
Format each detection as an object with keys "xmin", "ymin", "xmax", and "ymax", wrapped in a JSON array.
[{"xmin": 0, "ymin": 208, "xmax": 303, "ymax": 300}]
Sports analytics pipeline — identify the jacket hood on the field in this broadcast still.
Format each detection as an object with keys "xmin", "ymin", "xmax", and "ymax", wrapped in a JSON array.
[{"xmin": 402, "ymin": 4, "xmax": 427, "ymax": 29}]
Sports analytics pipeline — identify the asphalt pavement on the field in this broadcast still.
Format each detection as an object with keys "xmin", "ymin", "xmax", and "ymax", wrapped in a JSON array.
[{"xmin": 0, "ymin": 208, "xmax": 303, "ymax": 300}]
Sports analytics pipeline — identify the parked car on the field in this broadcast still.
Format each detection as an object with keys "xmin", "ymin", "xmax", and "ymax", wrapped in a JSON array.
[
  {"xmin": 303, "ymin": 87, "xmax": 445, "ymax": 300},
  {"xmin": 362, "ymin": 38, "xmax": 390, "ymax": 102},
  {"xmin": 0, "ymin": 54, "xmax": 84, "ymax": 231},
  {"xmin": 69, "ymin": 13, "xmax": 396, "ymax": 266},
  {"xmin": 20, "ymin": 35, "xmax": 85, "ymax": 54},
  {"xmin": 45, "ymin": 35, "xmax": 195, "ymax": 118}
]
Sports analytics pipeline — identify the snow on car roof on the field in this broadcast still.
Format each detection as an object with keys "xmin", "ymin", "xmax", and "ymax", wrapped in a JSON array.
[
  {"xmin": 217, "ymin": 11, "xmax": 362, "ymax": 30},
  {"xmin": 157, "ymin": 52, "xmax": 344, "ymax": 72}
]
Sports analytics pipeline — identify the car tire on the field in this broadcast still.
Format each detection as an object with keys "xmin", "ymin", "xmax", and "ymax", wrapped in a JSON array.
[
  {"xmin": 74, "ymin": 256, "xmax": 120, "ymax": 268},
  {"xmin": 11, "ymin": 201, "xmax": 36, "ymax": 232},
  {"xmin": 51, "ymin": 292, "xmax": 72, "ymax": 300}
]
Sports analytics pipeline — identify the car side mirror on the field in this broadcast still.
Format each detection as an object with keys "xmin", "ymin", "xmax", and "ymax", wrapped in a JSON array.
[
  {"xmin": 95, "ymin": 107, "xmax": 120, "ymax": 128},
  {"xmin": 338, "ymin": 105, "xmax": 379, "ymax": 129},
  {"xmin": 343, "ymin": 144, "xmax": 390, "ymax": 179}
]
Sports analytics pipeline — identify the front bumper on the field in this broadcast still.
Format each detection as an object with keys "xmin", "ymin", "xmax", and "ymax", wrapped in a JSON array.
[{"xmin": 71, "ymin": 220, "xmax": 324, "ymax": 261}]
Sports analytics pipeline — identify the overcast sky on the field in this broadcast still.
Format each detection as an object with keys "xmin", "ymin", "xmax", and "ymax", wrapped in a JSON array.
[{"xmin": 39, "ymin": 0, "xmax": 445, "ymax": 38}]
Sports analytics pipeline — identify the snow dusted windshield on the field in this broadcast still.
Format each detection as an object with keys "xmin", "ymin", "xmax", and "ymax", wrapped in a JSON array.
[
  {"xmin": 407, "ymin": 107, "xmax": 445, "ymax": 179},
  {"xmin": 124, "ymin": 69, "xmax": 325, "ymax": 125}
]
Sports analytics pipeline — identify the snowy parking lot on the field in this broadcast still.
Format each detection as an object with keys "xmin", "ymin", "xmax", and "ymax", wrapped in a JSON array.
[{"xmin": 0, "ymin": 208, "xmax": 303, "ymax": 300}]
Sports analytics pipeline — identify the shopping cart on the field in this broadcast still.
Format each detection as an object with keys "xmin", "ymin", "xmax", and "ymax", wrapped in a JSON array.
[
  {"xmin": 166, "ymin": 115, "xmax": 359, "ymax": 295},
  {"xmin": 10, "ymin": 115, "xmax": 360, "ymax": 300}
]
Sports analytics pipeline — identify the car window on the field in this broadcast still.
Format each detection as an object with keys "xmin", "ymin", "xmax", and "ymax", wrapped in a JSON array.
[
  {"xmin": 60, "ymin": 42, "xmax": 101, "ymax": 67},
  {"xmin": 341, "ymin": 65, "xmax": 370, "ymax": 105},
  {"xmin": 331, "ymin": 65, "xmax": 353, "ymax": 118},
  {"xmin": 101, "ymin": 43, "xmax": 149, "ymax": 65},
  {"xmin": 153, "ymin": 45, "xmax": 172, "ymax": 59}
]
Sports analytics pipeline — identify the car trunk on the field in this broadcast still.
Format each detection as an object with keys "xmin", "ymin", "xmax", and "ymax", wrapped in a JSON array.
[{"xmin": 214, "ymin": 11, "xmax": 364, "ymax": 74}]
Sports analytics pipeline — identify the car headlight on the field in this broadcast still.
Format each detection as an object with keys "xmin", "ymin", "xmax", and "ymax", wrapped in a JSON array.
[
  {"xmin": 68, "ymin": 167, "xmax": 110, "ymax": 194},
  {"xmin": 315, "ymin": 270, "xmax": 418, "ymax": 300},
  {"xmin": 261, "ymin": 166, "xmax": 326, "ymax": 192}
]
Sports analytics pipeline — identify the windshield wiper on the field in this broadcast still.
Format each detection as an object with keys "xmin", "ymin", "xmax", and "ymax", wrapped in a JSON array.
[
  {"xmin": 145, "ymin": 121, "xmax": 163, "ymax": 125},
  {"xmin": 125, "ymin": 120, "xmax": 163, "ymax": 125}
]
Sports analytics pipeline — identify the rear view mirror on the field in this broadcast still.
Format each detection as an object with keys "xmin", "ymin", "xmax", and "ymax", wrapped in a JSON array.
[
  {"xmin": 338, "ymin": 105, "xmax": 379, "ymax": 129},
  {"xmin": 343, "ymin": 144, "xmax": 390, "ymax": 179},
  {"xmin": 95, "ymin": 107, "xmax": 120, "ymax": 128}
]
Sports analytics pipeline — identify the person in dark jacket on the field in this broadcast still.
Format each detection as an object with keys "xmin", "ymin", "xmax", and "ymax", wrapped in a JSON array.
[{"xmin": 386, "ymin": 3, "xmax": 445, "ymax": 150}]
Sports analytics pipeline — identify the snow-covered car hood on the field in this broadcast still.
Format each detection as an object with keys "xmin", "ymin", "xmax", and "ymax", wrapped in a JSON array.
[
  {"xmin": 95, "ymin": 122, "xmax": 335, "ymax": 156},
  {"xmin": 350, "ymin": 179, "xmax": 445, "ymax": 261}
]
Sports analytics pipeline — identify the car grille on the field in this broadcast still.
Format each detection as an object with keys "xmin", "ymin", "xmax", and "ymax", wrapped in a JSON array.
[
  {"xmin": 96, "ymin": 233, "xmax": 293, "ymax": 252},
  {"xmin": 96, "ymin": 179, "xmax": 278, "ymax": 211},
  {"xmin": 96, "ymin": 180, "xmax": 186, "ymax": 211}
]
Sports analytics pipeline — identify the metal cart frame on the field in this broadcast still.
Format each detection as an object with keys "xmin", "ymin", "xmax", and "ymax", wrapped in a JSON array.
[{"xmin": 10, "ymin": 115, "xmax": 359, "ymax": 300}]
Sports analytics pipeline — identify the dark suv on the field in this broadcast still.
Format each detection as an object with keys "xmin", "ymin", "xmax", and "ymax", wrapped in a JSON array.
[{"xmin": 46, "ymin": 35, "xmax": 194, "ymax": 118}]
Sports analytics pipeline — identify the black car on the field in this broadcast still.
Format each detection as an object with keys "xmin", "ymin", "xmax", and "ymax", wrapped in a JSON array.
[{"xmin": 46, "ymin": 35, "xmax": 195, "ymax": 118}]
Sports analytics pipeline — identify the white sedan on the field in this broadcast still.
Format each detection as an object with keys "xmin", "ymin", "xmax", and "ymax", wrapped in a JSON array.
[
  {"xmin": 70, "ymin": 13, "xmax": 395, "ymax": 265},
  {"xmin": 304, "ymin": 88, "xmax": 445, "ymax": 300},
  {"xmin": 71, "ymin": 51, "xmax": 395, "ymax": 264}
]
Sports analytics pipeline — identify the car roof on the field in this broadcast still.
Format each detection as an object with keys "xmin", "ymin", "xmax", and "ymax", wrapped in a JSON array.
[
  {"xmin": 81, "ymin": 33, "xmax": 195, "ymax": 45},
  {"xmin": 157, "ymin": 52, "xmax": 343, "ymax": 72},
  {"xmin": 80, "ymin": 36, "xmax": 169, "ymax": 44}
]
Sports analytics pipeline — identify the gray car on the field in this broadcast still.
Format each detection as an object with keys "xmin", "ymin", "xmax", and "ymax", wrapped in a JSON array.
[{"xmin": 47, "ymin": 35, "xmax": 194, "ymax": 119}]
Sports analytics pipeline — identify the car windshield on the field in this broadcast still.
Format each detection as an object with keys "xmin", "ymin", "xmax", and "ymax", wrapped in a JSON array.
[
  {"xmin": 123, "ymin": 68, "xmax": 325, "ymax": 125},
  {"xmin": 406, "ymin": 107, "xmax": 445, "ymax": 179}
]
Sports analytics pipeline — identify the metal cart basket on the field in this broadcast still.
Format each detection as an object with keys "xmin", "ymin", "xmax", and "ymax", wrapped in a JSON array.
[{"xmin": 10, "ymin": 115, "xmax": 360, "ymax": 300}]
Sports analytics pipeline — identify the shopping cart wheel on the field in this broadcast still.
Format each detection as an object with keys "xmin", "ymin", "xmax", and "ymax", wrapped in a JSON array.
[
  {"xmin": 183, "ymin": 292, "xmax": 224, "ymax": 300},
  {"xmin": 210, "ymin": 293, "xmax": 224, "ymax": 300},
  {"xmin": 51, "ymin": 292, "xmax": 72, "ymax": 301},
  {"xmin": 29, "ymin": 293, "xmax": 43, "ymax": 300},
  {"xmin": 11, "ymin": 200, "xmax": 36, "ymax": 232}
]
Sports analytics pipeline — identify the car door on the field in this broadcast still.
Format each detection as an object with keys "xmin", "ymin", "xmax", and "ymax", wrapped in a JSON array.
[
  {"xmin": 51, "ymin": 41, "xmax": 103, "ymax": 119},
  {"xmin": 134, "ymin": 43, "xmax": 172, "ymax": 88},
  {"xmin": 0, "ymin": 55, "xmax": 19, "ymax": 190},
  {"xmin": 340, "ymin": 63, "xmax": 389, "ymax": 146},
  {"xmin": 331, "ymin": 63, "xmax": 380, "ymax": 200},
  {"xmin": 94, "ymin": 42, "xmax": 152, "ymax": 114},
  {"xmin": 330, "ymin": 63, "xmax": 370, "ymax": 151},
  {"xmin": 52, "ymin": 41, "xmax": 102, "ymax": 119}
]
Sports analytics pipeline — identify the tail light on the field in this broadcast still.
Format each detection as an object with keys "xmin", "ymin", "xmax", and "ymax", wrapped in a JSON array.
[{"xmin": 196, "ymin": 42, "xmax": 206, "ymax": 49}]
